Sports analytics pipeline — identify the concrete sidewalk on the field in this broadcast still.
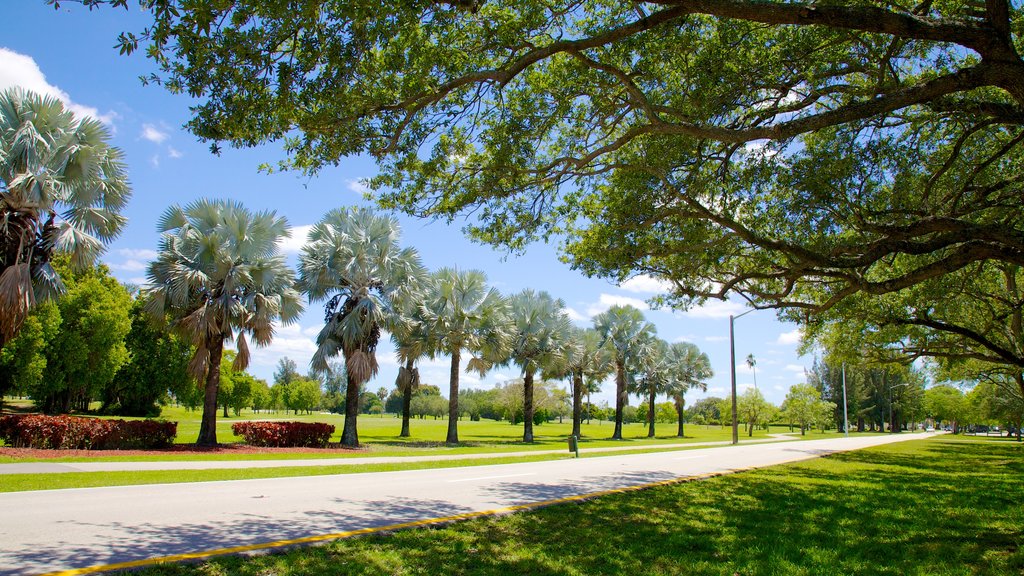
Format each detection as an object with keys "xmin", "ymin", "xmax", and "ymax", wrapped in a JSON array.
[{"xmin": 0, "ymin": 435, "xmax": 799, "ymax": 474}]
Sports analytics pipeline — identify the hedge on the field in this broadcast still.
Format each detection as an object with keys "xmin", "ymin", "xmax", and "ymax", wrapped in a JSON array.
[
  {"xmin": 0, "ymin": 414, "xmax": 177, "ymax": 449},
  {"xmin": 231, "ymin": 421, "xmax": 335, "ymax": 447}
]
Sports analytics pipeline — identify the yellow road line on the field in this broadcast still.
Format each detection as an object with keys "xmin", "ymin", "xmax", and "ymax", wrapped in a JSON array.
[
  {"xmin": 38, "ymin": 470, "xmax": 729, "ymax": 576},
  {"xmin": 39, "ymin": 437, "xmax": 922, "ymax": 576}
]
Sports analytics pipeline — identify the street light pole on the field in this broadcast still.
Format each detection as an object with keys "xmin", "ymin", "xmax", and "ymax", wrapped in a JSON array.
[{"xmin": 728, "ymin": 309, "xmax": 755, "ymax": 446}]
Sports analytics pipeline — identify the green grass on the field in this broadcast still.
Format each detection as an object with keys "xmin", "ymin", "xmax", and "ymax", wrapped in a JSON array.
[
  {"xmin": 2, "ymin": 402, "xmax": 853, "ymax": 462},
  {"xmin": 0, "ymin": 439, "xmax": 804, "ymax": 492},
  {"xmin": 132, "ymin": 435, "xmax": 1023, "ymax": 576}
]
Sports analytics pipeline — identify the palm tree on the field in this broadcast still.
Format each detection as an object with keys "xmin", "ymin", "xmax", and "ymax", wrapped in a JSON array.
[
  {"xmin": 297, "ymin": 207, "xmax": 425, "ymax": 447},
  {"xmin": 549, "ymin": 327, "xmax": 613, "ymax": 438},
  {"xmin": 633, "ymin": 338, "xmax": 670, "ymax": 438},
  {"xmin": 507, "ymin": 289, "xmax": 570, "ymax": 443},
  {"xmin": 421, "ymin": 268, "xmax": 509, "ymax": 444},
  {"xmin": 390, "ymin": 279, "xmax": 436, "ymax": 437},
  {"xmin": 146, "ymin": 199, "xmax": 302, "ymax": 446},
  {"xmin": 1, "ymin": 88, "xmax": 130, "ymax": 347},
  {"xmin": 666, "ymin": 342, "xmax": 713, "ymax": 437},
  {"xmin": 594, "ymin": 305, "xmax": 657, "ymax": 440},
  {"xmin": 747, "ymin": 353, "xmax": 758, "ymax": 390}
]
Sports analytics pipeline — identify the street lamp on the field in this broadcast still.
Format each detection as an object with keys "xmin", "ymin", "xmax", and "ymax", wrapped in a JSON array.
[{"xmin": 729, "ymin": 309, "xmax": 756, "ymax": 445}]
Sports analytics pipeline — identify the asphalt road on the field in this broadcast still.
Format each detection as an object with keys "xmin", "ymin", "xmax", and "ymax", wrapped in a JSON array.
[{"xmin": 0, "ymin": 432, "xmax": 931, "ymax": 575}]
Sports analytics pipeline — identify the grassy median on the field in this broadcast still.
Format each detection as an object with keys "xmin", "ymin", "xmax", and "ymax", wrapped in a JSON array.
[{"xmin": 130, "ymin": 435, "xmax": 1022, "ymax": 576}]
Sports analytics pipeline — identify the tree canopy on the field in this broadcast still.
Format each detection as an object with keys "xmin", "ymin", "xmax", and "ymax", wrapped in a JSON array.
[{"xmin": 93, "ymin": 0, "xmax": 1023, "ymax": 320}]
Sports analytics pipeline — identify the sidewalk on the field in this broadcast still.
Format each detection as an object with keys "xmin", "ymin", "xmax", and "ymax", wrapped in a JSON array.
[{"xmin": 0, "ymin": 435, "xmax": 798, "ymax": 474}]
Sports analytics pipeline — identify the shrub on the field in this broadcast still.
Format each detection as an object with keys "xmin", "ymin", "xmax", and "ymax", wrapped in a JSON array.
[
  {"xmin": 0, "ymin": 414, "xmax": 177, "ymax": 449},
  {"xmin": 231, "ymin": 421, "xmax": 335, "ymax": 447}
]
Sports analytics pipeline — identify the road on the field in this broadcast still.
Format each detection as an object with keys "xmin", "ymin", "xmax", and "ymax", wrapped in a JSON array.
[{"xmin": 0, "ymin": 432, "xmax": 930, "ymax": 575}]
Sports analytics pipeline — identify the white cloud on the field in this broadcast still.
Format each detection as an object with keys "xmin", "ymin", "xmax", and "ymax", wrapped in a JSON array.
[
  {"xmin": 679, "ymin": 299, "xmax": 747, "ymax": 319},
  {"xmin": 248, "ymin": 322, "xmax": 318, "ymax": 370},
  {"xmin": 706, "ymin": 386, "xmax": 727, "ymax": 396},
  {"xmin": 673, "ymin": 335, "xmax": 696, "ymax": 343},
  {"xmin": 776, "ymin": 328, "xmax": 802, "ymax": 346},
  {"xmin": 110, "ymin": 259, "xmax": 148, "ymax": 272},
  {"xmin": 150, "ymin": 154, "xmax": 160, "ymax": 168},
  {"xmin": 704, "ymin": 335, "xmax": 728, "ymax": 343},
  {"xmin": 564, "ymin": 306, "xmax": 589, "ymax": 324},
  {"xmin": 278, "ymin": 224, "xmax": 314, "ymax": 253},
  {"xmin": 168, "ymin": 147, "xmax": 183, "ymax": 159},
  {"xmin": 346, "ymin": 179, "xmax": 371, "ymax": 195},
  {"xmin": 141, "ymin": 123, "xmax": 169, "ymax": 144},
  {"xmin": 785, "ymin": 364, "xmax": 806, "ymax": 373},
  {"xmin": 0, "ymin": 47, "xmax": 115, "ymax": 125},
  {"xmin": 618, "ymin": 275, "xmax": 672, "ymax": 294},
  {"xmin": 117, "ymin": 248, "xmax": 158, "ymax": 260},
  {"xmin": 585, "ymin": 293, "xmax": 649, "ymax": 317}
]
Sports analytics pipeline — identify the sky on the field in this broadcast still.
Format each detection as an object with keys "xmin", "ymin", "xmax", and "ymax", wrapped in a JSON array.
[{"xmin": 2, "ymin": 2, "xmax": 813, "ymax": 408}]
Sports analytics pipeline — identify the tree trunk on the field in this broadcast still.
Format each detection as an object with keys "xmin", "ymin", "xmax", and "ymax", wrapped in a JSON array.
[
  {"xmin": 612, "ymin": 360, "xmax": 626, "ymax": 440},
  {"xmin": 523, "ymin": 367, "xmax": 535, "ymax": 443},
  {"xmin": 647, "ymin": 389, "xmax": 656, "ymax": 438},
  {"xmin": 400, "ymin": 360, "xmax": 414, "ymax": 438},
  {"xmin": 196, "ymin": 338, "xmax": 224, "ymax": 447},
  {"xmin": 675, "ymin": 396, "xmax": 685, "ymax": 437},
  {"xmin": 446, "ymin": 349, "xmax": 461, "ymax": 444},
  {"xmin": 572, "ymin": 372, "xmax": 583, "ymax": 438},
  {"xmin": 341, "ymin": 371, "xmax": 361, "ymax": 447}
]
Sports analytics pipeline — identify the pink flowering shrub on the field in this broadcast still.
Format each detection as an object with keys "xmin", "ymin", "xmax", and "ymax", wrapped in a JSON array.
[
  {"xmin": 231, "ymin": 421, "xmax": 335, "ymax": 447},
  {"xmin": 0, "ymin": 414, "xmax": 177, "ymax": 449}
]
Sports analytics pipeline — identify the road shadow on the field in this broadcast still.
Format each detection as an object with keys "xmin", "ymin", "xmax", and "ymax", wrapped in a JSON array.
[{"xmin": 0, "ymin": 497, "xmax": 475, "ymax": 576}]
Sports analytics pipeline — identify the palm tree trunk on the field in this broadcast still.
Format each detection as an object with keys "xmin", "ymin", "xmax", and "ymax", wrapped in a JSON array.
[
  {"xmin": 612, "ymin": 361, "xmax": 625, "ymax": 440},
  {"xmin": 523, "ymin": 367, "xmax": 535, "ymax": 443},
  {"xmin": 571, "ymin": 372, "xmax": 583, "ymax": 438},
  {"xmin": 400, "ymin": 359, "xmax": 414, "ymax": 437},
  {"xmin": 446, "ymin": 348, "xmax": 461, "ymax": 444},
  {"xmin": 676, "ymin": 396, "xmax": 685, "ymax": 437},
  {"xmin": 341, "ymin": 371, "xmax": 361, "ymax": 447},
  {"xmin": 647, "ymin": 389, "xmax": 656, "ymax": 438},
  {"xmin": 196, "ymin": 338, "xmax": 223, "ymax": 447}
]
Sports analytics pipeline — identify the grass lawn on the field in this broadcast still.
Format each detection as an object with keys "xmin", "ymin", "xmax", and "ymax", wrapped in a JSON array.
[
  {"xmin": 133, "ymin": 435, "xmax": 1023, "ymax": 576},
  {"xmin": 1, "ymin": 401, "xmax": 862, "ymax": 463}
]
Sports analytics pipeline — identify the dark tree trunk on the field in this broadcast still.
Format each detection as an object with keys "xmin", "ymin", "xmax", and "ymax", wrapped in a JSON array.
[
  {"xmin": 647, "ymin": 389, "xmax": 656, "ymax": 438},
  {"xmin": 400, "ymin": 360, "xmax": 414, "ymax": 438},
  {"xmin": 196, "ymin": 338, "xmax": 224, "ymax": 447},
  {"xmin": 571, "ymin": 372, "xmax": 583, "ymax": 438},
  {"xmin": 675, "ymin": 397, "xmax": 685, "ymax": 437},
  {"xmin": 341, "ymin": 371, "xmax": 361, "ymax": 447},
  {"xmin": 612, "ymin": 360, "xmax": 626, "ymax": 440},
  {"xmin": 446, "ymin": 349, "xmax": 461, "ymax": 444},
  {"xmin": 523, "ymin": 367, "xmax": 535, "ymax": 443}
]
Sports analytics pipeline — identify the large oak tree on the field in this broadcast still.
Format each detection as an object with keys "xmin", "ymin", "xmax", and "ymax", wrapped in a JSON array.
[{"xmin": 90, "ymin": 0, "xmax": 1024, "ymax": 374}]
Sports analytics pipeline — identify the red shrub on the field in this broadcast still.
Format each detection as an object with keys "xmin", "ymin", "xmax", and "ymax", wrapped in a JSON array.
[
  {"xmin": 231, "ymin": 421, "xmax": 335, "ymax": 448},
  {"xmin": 0, "ymin": 415, "xmax": 177, "ymax": 449}
]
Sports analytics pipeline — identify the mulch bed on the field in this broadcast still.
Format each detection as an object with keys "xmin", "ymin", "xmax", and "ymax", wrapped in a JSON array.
[{"xmin": 0, "ymin": 443, "xmax": 367, "ymax": 459}]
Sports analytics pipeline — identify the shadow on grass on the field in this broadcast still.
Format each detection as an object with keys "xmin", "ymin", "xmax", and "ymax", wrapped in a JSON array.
[{"xmin": 137, "ymin": 438, "xmax": 1024, "ymax": 576}]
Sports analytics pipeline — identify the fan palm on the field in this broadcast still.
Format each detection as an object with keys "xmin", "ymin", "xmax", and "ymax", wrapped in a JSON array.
[
  {"xmin": 507, "ymin": 289, "xmax": 570, "ymax": 443},
  {"xmin": 548, "ymin": 327, "xmax": 613, "ymax": 438},
  {"xmin": 0, "ymin": 88, "xmax": 130, "ymax": 347},
  {"xmin": 666, "ymin": 342, "xmax": 713, "ymax": 437},
  {"xmin": 421, "ymin": 268, "xmax": 508, "ymax": 443},
  {"xmin": 390, "ymin": 277, "xmax": 436, "ymax": 437},
  {"xmin": 594, "ymin": 304, "xmax": 657, "ymax": 440},
  {"xmin": 146, "ymin": 199, "xmax": 302, "ymax": 446},
  {"xmin": 633, "ymin": 338, "xmax": 671, "ymax": 438},
  {"xmin": 297, "ymin": 207, "xmax": 425, "ymax": 447}
]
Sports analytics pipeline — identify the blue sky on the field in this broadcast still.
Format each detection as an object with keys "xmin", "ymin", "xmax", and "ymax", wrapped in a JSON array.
[{"xmin": 2, "ymin": 2, "xmax": 812, "ymax": 407}]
